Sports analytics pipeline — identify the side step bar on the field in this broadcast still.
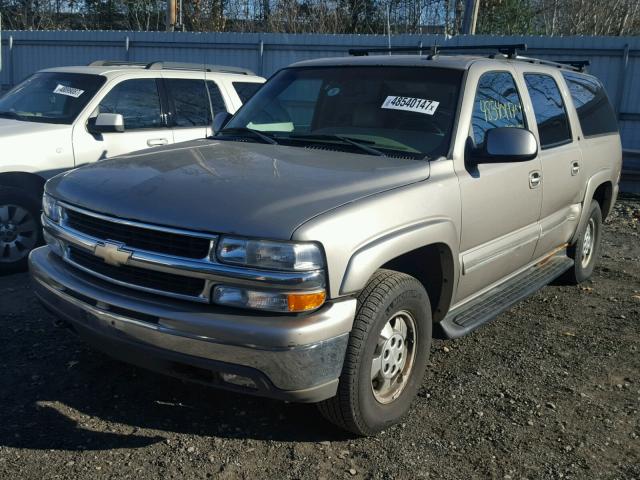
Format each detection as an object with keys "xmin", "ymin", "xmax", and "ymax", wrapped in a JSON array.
[{"xmin": 439, "ymin": 254, "xmax": 574, "ymax": 339}]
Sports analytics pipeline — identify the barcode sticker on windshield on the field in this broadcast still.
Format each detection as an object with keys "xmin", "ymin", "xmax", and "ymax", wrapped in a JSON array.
[
  {"xmin": 381, "ymin": 96, "xmax": 439, "ymax": 115},
  {"xmin": 53, "ymin": 84, "xmax": 85, "ymax": 98}
]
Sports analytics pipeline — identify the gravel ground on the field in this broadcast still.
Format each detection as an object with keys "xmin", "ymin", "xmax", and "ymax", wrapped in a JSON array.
[{"xmin": 1, "ymin": 196, "xmax": 638, "ymax": 480}]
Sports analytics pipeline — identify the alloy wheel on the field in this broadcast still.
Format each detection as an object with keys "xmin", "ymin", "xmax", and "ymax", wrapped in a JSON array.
[{"xmin": 0, "ymin": 204, "xmax": 38, "ymax": 263}]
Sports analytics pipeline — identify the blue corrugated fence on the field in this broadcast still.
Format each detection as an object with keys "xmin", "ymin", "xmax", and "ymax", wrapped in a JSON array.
[{"xmin": 1, "ymin": 31, "xmax": 639, "ymax": 151}]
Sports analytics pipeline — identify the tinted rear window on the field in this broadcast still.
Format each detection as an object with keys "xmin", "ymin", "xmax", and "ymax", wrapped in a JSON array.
[
  {"xmin": 524, "ymin": 73, "xmax": 572, "ymax": 149},
  {"xmin": 562, "ymin": 72, "xmax": 618, "ymax": 138},
  {"xmin": 207, "ymin": 81, "xmax": 227, "ymax": 116},
  {"xmin": 233, "ymin": 82, "xmax": 262, "ymax": 103},
  {"xmin": 166, "ymin": 79, "xmax": 210, "ymax": 127}
]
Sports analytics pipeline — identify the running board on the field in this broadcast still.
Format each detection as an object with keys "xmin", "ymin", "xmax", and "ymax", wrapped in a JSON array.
[{"xmin": 439, "ymin": 254, "xmax": 574, "ymax": 339}]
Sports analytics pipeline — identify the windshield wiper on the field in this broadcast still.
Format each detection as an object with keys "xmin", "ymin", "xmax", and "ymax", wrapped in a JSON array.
[
  {"xmin": 287, "ymin": 134, "xmax": 386, "ymax": 157},
  {"xmin": 0, "ymin": 111, "xmax": 22, "ymax": 120},
  {"xmin": 218, "ymin": 127, "xmax": 278, "ymax": 145}
]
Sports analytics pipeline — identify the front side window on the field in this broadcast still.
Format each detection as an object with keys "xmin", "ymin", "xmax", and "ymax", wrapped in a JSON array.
[
  {"xmin": 524, "ymin": 73, "xmax": 572, "ymax": 149},
  {"xmin": 224, "ymin": 66, "xmax": 463, "ymax": 159},
  {"xmin": 471, "ymin": 71, "xmax": 525, "ymax": 146},
  {"xmin": 562, "ymin": 72, "xmax": 618, "ymax": 138},
  {"xmin": 166, "ymin": 79, "xmax": 210, "ymax": 127},
  {"xmin": 98, "ymin": 79, "xmax": 163, "ymax": 130},
  {"xmin": 0, "ymin": 72, "xmax": 105, "ymax": 125}
]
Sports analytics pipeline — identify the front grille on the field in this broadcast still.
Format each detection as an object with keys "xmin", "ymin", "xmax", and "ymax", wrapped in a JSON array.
[
  {"xmin": 68, "ymin": 246, "xmax": 206, "ymax": 298},
  {"xmin": 65, "ymin": 208, "xmax": 211, "ymax": 259}
]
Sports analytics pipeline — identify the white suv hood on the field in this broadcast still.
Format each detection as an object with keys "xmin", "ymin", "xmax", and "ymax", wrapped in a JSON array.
[
  {"xmin": 0, "ymin": 118, "xmax": 73, "ymax": 176},
  {"xmin": 0, "ymin": 117, "xmax": 68, "ymax": 135}
]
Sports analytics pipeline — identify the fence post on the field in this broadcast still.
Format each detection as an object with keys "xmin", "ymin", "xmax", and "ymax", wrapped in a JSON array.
[
  {"xmin": 258, "ymin": 39, "xmax": 264, "ymax": 76},
  {"xmin": 615, "ymin": 43, "xmax": 630, "ymax": 118},
  {"xmin": 8, "ymin": 35, "xmax": 13, "ymax": 87},
  {"xmin": 125, "ymin": 36, "xmax": 130, "ymax": 62}
]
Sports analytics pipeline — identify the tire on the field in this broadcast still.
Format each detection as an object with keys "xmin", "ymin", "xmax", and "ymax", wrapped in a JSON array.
[
  {"xmin": 563, "ymin": 200, "xmax": 603, "ymax": 284},
  {"xmin": 318, "ymin": 269, "xmax": 432, "ymax": 436},
  {"xmin": 0, "ymin": 187, "xmax": 43, "ymax": 274}
]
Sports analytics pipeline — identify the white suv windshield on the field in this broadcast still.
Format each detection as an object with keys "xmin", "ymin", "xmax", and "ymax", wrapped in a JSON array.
[
  {"xmin": 224, "ymin": 66, "xmax": 463, "ymax": 159},
  {"xmin": 0, "ymin": 72, "xmax": 106, "ymax": 125}
]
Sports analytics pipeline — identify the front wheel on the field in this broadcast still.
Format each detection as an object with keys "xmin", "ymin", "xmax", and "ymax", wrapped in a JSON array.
[
  {"xmin": 0, "ymin": 188, "xmax": 43, "ymax": 273},
  {"xmin": 318, "ymin": 269, "xmax": 432, "ymax": 436}
]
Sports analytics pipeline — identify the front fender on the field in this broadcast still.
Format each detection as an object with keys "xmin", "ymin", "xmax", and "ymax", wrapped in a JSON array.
[
  {"xmin": 340, "ymin": 218, "xmax": 459, "ymax": 296},
  {"xmin": 292, "ymin": 176, "xmax": 462, "ymax": 301}
]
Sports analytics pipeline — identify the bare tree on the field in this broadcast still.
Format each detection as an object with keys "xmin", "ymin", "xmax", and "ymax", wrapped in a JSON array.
[{"xmin": 0, "ymin": 0, "xmax": 638, "ymax": 34}]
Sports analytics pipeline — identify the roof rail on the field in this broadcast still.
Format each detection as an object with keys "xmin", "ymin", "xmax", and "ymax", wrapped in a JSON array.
[
  {"xmin": 348, "ymin": 43, "xmax": 527, "ymax": 58},
  {"xmin": 513, "ymin": 56, "xmax": 590, "ymax": 72},
  {"xmin": 89, "ymin": 60, "xmax": 255, "ymax": 76},
  {"xmin": 557, "ymin": 60, "xmax": 590, "ymax": 72},
  {"xmin": 89, "ymin": 60, "xmax": 148, "ymax": 67}
]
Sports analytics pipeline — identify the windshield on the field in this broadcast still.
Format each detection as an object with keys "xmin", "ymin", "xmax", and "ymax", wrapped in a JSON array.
[
  {"xmin": 223, "ymin": 66, "xmax": 463, "ymax": 159},
  {"xmin": 0, "ymin": 72, "xmax": 106, "ymax": 125}
]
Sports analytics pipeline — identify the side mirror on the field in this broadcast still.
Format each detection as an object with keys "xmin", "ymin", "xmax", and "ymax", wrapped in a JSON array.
[
  {"xmin": 88, "ymin": 113, "xmax": 125, "ymax": 134},
  {"xmin": 213, "ymin": 111, "xmax": 232, "ymax": 134},
  {"xmin": 473, "ymin": 127, "xmax": 538, "ymax": 163}
]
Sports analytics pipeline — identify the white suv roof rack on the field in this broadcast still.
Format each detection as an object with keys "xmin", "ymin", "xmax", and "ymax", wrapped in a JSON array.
[{"xmin": 88, "ymin": 60, "xmax": 256, "ymax": 76}]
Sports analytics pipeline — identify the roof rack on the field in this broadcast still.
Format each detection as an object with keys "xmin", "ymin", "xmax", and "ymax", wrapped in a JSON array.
[
  {"xmin": 348, "ymin": 43, "xmax": 527, "ymax": 59},
  {"xmin": 89, "ymin": 60, "xmax": 255, "ymax": 75},
  {"xmin": 347, "ymin": 44, "xmax": 590, "ymax": 73}
]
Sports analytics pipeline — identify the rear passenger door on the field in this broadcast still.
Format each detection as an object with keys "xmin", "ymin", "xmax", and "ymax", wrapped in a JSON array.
[
  {"xmin": 517, "ymin": 68, "xmax": 584, "ymax": 257},
  {"xmin": 164, "ymin": 78, "xmax": 211, "ymax": 143}
]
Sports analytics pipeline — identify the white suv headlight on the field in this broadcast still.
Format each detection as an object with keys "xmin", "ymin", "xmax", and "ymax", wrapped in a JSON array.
[
  {"xmin": 42, "ymin": 193, "xmax": 61, "ymax": 223},
  {"xmin": 216, "ymin": 237, "xmax": 324, "ymax": 271}
]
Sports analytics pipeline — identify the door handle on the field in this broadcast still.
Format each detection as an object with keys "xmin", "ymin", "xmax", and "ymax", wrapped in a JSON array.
[
  {"xmin": 529, "ymin": 171, "xmax": 542, "ymax": 189},
  {"xmin": 571, "ymin": 161, "xmax": 580, "ymax": 176},
  {"xmin": 147, "ymin": 138, "xmax": 168, "ymax": 147}
]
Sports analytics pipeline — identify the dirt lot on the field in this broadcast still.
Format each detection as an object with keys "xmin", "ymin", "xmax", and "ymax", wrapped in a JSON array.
[{"xmin": 0, "ymin": 196, "xmax": 638, "ymax": 480}]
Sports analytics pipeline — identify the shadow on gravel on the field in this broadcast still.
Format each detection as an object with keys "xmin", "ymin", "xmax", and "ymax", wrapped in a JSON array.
[
  {"xmin": 0, "ymin": 271, "xmax": 352, "ymax": 453},
  {"xmin": 1, "ymin": 336, "xmax": 350, "ymax": 452}
]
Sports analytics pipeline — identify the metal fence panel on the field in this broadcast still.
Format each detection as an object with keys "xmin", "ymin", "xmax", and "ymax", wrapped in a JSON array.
[{"xmin": 0, "ymin": 31, "xmax": 639, "ymax": 150}]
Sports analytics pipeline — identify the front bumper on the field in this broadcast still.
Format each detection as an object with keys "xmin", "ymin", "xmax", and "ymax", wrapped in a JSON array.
[{"xmin": 29, "ymin": 246, "xmax": 356, "ymax": 403}]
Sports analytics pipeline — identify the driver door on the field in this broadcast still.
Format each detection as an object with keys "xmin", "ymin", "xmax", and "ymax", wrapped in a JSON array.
[
  {"xmin": 72, "ymin": 78, "xmax": 173, "ymax": 166},
  {"xmin": 454, "ymin": 68, "xmax": 543, "ymax": 302}
]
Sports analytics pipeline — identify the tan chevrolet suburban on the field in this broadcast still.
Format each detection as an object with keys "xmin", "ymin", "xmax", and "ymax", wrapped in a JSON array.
[{"xmin": 29, "ymin": 44, "xmax": 622, "ymax": 436}]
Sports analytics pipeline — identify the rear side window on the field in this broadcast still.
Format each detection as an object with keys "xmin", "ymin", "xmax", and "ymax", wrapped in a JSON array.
[
  {"xmin": 166, "ymin": 79, "xmax": 210, "ymax": 127},
  {"xmin": 524, "ymin": 73, "xmax": 572, "ymax": 149},
  {"xmin": 233, "ymin": 82, "xmax": 262, "ymax": 103},
  {"xmin": 472, "ymin": 71, "xmax": 525, "ymax": 146},
  {"xmin": 562, "ymin": 72, "xmax": 618, "ymax": 137},
  {"xmin": 206, "ymin": 82, "xmax": 228, "ymax": 117},
  {"xmin": 99, "ymin": 79, "xmax": 163, "ymax": 130}
]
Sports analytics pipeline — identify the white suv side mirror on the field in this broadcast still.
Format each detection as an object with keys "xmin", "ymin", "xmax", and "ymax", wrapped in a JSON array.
[{"xmin": 88, "ymin": 113, "xmax": 125, "ymax": 134}]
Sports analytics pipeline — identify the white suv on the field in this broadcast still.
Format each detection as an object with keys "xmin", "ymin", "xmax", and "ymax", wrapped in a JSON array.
[{"xmin": 0, "ymin": 61, "xmax": 265, "ymax": 271}]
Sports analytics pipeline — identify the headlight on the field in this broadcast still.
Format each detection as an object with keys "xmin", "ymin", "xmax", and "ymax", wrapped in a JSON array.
[
  {"xmin": 216, "ymin": 237, "xmax": 324, "ymax": 271},
  {"xmin": 213, "ymin": 285, "xmax": 326, "ymax": 313},
  {"xmin": 42, "ymin": 193, "xmax": 61, "ymax": 223}
]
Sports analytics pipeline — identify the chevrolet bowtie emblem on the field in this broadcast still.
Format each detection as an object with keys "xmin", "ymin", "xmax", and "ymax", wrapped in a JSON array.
[{"xmin": 94, "ymin": 241, "xmax": 133, "ymax": 267}]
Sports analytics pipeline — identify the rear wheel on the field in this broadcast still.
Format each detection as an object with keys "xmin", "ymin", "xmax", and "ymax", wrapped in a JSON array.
[
  {"xmin": 318, "ymin": 269, "xmax": 432, "ymax": 436},
  {"xmin": 0, "ymin": 188, "xmax": 42, "ymax": 273},
  {"xmin": 564, "ymin": 200, "xmax": 602, "ymax": 284}
]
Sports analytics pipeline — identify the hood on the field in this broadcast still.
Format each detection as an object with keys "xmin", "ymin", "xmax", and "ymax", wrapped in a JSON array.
[
  {"xmin": 47, "ymin": 139, "xmax": 430, "ymax": 239},
  {"xmin": 0, "ymin": 118, "xmax": 73, "ymax": 176},
  {"xmin": 0, "ymin": 117, "xmax": 69, "ymax": 136}
]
